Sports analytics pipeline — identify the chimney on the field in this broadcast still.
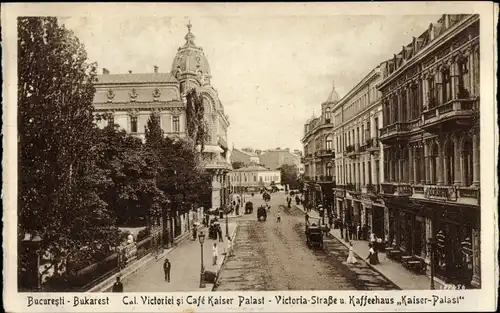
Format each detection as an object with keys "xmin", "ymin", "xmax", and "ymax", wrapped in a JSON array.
[
  {"xmin": 128, "ymin": 70, "xmax": 132, "ymax": 74},
  {"xmin": 102, "ymin": 68, "xmax": 109, "ymax": 75},
  {"xmin": 154, "ymin": 65, "xmax": 158, "ymax": 73}
]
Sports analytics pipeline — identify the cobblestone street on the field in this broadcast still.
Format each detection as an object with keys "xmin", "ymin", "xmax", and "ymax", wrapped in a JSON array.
[{"xmin": 214, "ymin": 194, "xmax": 397, "ymax": 291}]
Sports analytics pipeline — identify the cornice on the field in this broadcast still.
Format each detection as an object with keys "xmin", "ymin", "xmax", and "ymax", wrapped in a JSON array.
[{"xmin": 377, "ymin": 15, "xmax": 478, "ymax": 90}]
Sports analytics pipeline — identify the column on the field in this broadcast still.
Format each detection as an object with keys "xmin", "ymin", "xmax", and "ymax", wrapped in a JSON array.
[
  {"xmin": 451, "ymin": 61, "xmax": 458, "ymax": 100},
  {"xmin": 424, "ymin": 143, "xmax": 431, "ymax": 184},
  {"xmin": 370, "ymin": 114, "xmax": 376, "ymax": 140},
  {"xmin": 454, "ymin": 136, "xmax": 462, "ymax": 185},
  {"xmin": 398, "ymin": 159, "xmax": 403, "ymax": 183},
  {"xmin": 408, "ymin": 146, "xmax": 414, "ymax": 184},
  {"xmin": 468, "ymin": 50, "xmax": 474, "ymax": 95},
  {"xmin": 436, "ymin": 141, "xmax": 444, "ymax": 185},
  {"xmin": 413, "ymin": 148, "xmax": 418, "ymax": 185},
  {"xmin": 370, "ymin": 154, "xmax": 376, "ymax": 186},
  {"xmin": 472, "ymin": 132, "xmax": 480, "ymax": 187},
  {"xmin": 471, "ymin": 227, "xmax": 481, "ymax": 288}
]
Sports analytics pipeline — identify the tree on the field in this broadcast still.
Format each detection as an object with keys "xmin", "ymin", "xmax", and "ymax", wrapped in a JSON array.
[
  {"xmin": 185, "ymin": 88, "xmax": 209, "ymax": 151},
  {"xmin": 17, "ymin": 17, "xmax": 119, "ymax": 287},
  {"xmin": 232, "ymin": 161, "xmax": 245, "ymax": 170},
  {"xmin": 278, "ymin": 164, "xmax": 299, "ymax": 189},
  {"xmin": 144, "ymin": 112, "xmax": 163, "ymax": 150}
]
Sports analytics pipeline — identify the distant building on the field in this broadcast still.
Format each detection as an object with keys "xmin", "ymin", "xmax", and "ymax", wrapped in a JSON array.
[
  {"xmin": 229, "ymin": 165, "xmax": 281, "ymax": 193},
  {"xmin": 259, "ymin": 148, "xmax": 301, "ymax": 171},
  {"xmin": 230, "ymin": 148, "xmax": 260, "ymax": 165}
]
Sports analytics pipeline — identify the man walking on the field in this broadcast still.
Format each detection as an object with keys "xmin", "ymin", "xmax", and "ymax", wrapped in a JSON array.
[
  {"xmin": 212, "ymin": 243, "xmax": 219, "ymax": 265},
  {"xmin": 163, "ymin": 258, "xmax": 171, "ymax": 282},
  {"xmin": 112, "ymin": 276, "xmax": 123, "ymax": 292}
]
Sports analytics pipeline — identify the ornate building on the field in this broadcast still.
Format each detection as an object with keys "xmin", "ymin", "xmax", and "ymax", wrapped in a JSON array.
[
  {"xmin": 93, "ymin": 22, "xmax": 231, "ymax": 211},
  {"xmin": 378, "ymin": 14, "xmax": 480, "ymax": 288},
  {"xmin": 331, "ymin": 65, "xmax": 384, "ymax": 240},
  {"xmin": 301, "ymin": 81, "xmax": 339, "ymax": 213}
]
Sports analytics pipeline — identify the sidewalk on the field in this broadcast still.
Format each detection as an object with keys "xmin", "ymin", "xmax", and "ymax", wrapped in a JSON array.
[
  {"xmin": 293, "ymin": 204, "xmax": 442, "ymax": 290},
  {"xmin": 93, "ymin": 222, "xmax": 238, "ymax": 292}
]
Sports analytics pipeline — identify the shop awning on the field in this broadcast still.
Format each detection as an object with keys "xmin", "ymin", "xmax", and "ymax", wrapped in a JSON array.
[{"xmin": 197, "ymin": 145, "xmax": 224, "ymax": 154}]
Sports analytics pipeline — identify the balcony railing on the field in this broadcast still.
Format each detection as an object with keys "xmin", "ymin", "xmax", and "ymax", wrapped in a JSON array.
[
  {"xmin": 421, "ymin": 98, "xmax": 478, "ymax": 131},
  {"xmin": 381, "ymin": 182, "xmax": 412, "ymax": 196},
  {"xmin": 317, "ymin": 149, "xmax": 333, "ymax": 157},
  {"xmin": 365, "ymin": 184, "xmax": 380, "ymax": 194},
  {"xmin": 380, "ymin": 122, "xmax": 410, "ymax": 139}
]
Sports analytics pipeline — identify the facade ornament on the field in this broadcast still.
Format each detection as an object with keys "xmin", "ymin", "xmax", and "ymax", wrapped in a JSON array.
[
  {"xmin": 171, "ymin": 108, "xmax": 182, "ymax": 116},
  {"xmin": 106, "ymin": 89, "xmax": 115, "ymax": 101},
  {"xmin": 153, "ymin": 88, "xmax": 161, "ymax": 100},
  {"xmin": 128, "ymin": 109, "xmax": 139, "ymax": 118},
  {"xmin": 130, "ymin": 88, "xmax": 138, "ymax": 101}
]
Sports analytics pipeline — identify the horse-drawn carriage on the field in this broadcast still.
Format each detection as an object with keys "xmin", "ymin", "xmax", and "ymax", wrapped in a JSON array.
[
  {"xmin": 257, "ymin": 206, "xmax": 267, "ymax": 221},
  {"xmin": 305, "ymin": 224, "xmax": 324, "ymax": 249},
  {"xmin": 245, "ymin": 201, "xmax": 254, "ymax": 214}
]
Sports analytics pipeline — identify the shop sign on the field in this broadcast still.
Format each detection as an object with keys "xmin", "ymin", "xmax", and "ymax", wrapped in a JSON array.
[{"xmin": 424, "ymin": 185, "xmax": 458, "ymax": 201}]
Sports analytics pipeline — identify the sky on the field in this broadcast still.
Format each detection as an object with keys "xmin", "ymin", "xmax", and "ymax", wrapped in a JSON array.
[{"xmin": 62, "ymin": 14, "xmax": 440, "ymax": 152}]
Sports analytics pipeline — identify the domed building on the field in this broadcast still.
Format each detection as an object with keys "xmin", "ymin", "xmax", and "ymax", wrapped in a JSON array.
[{"xmin": 92, "ymin": 22, "xmax": 231, "ymax": 221}]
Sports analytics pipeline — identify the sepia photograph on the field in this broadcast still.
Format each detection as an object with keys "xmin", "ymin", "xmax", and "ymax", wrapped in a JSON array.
[{"xmin": 2, "ymin": 2, "xmax": 498, "ymax": 312}]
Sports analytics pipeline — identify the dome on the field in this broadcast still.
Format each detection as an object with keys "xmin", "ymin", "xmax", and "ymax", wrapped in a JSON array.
[
  {"xmin": 326, "ymin": 80, "xmax": 340, "ymax": 103},
  {"xmin": 171, "ymin": 22, "xmax": 211, "ymax": 77}
]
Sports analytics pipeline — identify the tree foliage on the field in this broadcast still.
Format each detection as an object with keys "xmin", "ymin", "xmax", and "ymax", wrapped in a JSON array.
[
  {"xmin": 18, "ymin": 16, "xmax": 119, "ymax": 247},
  {"xmin": 278, "ymin": 164, "xmax": 300, "ymax": 188},
  {"xmin": 231, "ymin": 161, "xmax": 245, "ymax": 170},
  {"xmin": 17, "ymin": 17, "xmax": 120, "ymax": 284},
  {"xmin": 185, "ymin": 88, "xmax": 209, "ymax": 151}
]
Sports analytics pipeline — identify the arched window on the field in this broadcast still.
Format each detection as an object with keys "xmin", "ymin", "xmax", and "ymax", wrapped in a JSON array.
[
  {"xmin": 462, "ymin": 136, "xmax": 473, "ymax": 186},
  {"xmin": 442, "ymin": 67, "xmax": 451, "ymax": 104},
  {"xmin": 325, "ymin": 135, "xmax": 333, "ymax": 151},
  {"xmin": 444, "ymin": 139, "xmax": 455, "ymax": 185},
  {"xmin": 326, "ymin": 163, "xmax": 333, "ymax": 177}
]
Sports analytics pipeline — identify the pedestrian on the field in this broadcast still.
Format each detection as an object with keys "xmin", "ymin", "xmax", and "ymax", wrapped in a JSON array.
[
  {"xmin": 369, "ymin": 232, "xmax": 376, "ymax": 246},
  {"xmin": 305, "ymin": 212, "xmax": 310, "ymax": 225},
  {"xmin": 339, "ymin": 220, "xmax": 344, "ymax": 239},
  {"xmin": 217, "ymin": 225, "xmax": 224, "ymax": 242},
  {"xmin": 366, "ymin": 243, "xmax": 379, "ymax": 265},
  {"xmin": 362, "ymin": 224, "xmax": 368, "ymax": 240},
  {"xmin": 212, "ymin": 243, "xmax": 218, "ymax": 265},
  {"xmin": 226, "ymin": 237, "xmax": 233, "ymax": 256},
  {"xmin": 351, "ymin": 223, "xmax": 357, "ymax": 240},
  {"xmin": 357, "ymin": 224, "xmax": 361, "ymax": 240},
  {"xmin": 163, "ymin": 258, "xmax": 171, "ymax": 282},
  {"xmin": 346, "ymin": 242, "xmax": 357, "ymax": 264},
  {"xmin": 276, "ymin": 209, "xmax": 281, "ymax": 223},
  {"xmin": 112, "ymin": 276, "xmax": 123, "ymax": 292}
]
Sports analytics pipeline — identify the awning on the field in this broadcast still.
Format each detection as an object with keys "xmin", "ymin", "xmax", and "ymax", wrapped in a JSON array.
[{"xmin": 197, "ymin": 145, "xmax": 224, "ymax": 153}]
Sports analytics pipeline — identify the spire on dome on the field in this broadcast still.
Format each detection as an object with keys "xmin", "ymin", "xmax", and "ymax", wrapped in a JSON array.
[{"xmin": 184, "ymin": 20, "xmax": 196, "ymax": 47}]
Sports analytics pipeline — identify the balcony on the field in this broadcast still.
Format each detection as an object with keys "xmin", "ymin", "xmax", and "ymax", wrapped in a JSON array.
[
  {"xmin": 379, "ymin": 122, "xmax": 410, "ymax": 143},
  {"xmin": 345, "ymin": 145, "xmax": 358, "ymax": 159},
  {"xmin": 421, "ymin": 98, "xmax": 478, "ymax": 132},
  {"xmin": 411, "ymin": 184, "xmax": 479, "ymax": 206},
  {"xmin": 317, "ymin": 149, "xmax": 334, "ymax": 158},
  {"xmin": 363, "ymin": 184, "xmax": 380, "ymax": 194},
  {"xmin": 366, "ymin": 138, "xmax": 380, "ymax": 153},
  {"xmin": 217, "ymin": 136, "xmax": 228, "ymax": 150},
  {"xmin": 381, "ymin": 182, "xmax": 412, "ymax": 196},
  {"xmin": 204, "ymin": 157, "xmax": 232, "ymax": 171}
]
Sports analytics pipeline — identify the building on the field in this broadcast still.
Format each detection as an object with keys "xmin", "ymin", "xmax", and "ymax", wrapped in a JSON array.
[
  {"xmin": 301, "ymin": 81, "xmax": 339, "ymax": 213},
  {"xmin": 378, "ymin": 14, "xmax": 480, "ymax": 287},
  {"xmin": 259, "ymin": 148, "xmax": 302, "ymax": 170},
  {"xmin": 331, "ymin": 64, "xmax": 385, "ymax": 242},
  {"xmin": 92, "ymin": 22, "xmax": 231, "ymax": 210},
  {"xmin": 228, "ymin": 165, "xmax": 281, "ymax": 193},
  {"xmin": 230, "ymin": 148, "xmax": 260, "ymax": 165}
]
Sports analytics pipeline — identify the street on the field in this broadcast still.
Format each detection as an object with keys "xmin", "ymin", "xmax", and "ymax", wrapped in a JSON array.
[{"xmin": 214, "ymin": 193, "xmax": 398, "ymax": 291}]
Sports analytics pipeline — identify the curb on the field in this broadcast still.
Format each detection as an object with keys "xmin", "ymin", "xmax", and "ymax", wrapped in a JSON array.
[
  {"xmin": 291, "ymin": 204, "xmax": 402, "ymax": 290},
  {"xmin": 211, "ymin": 224, "xmax": 239, "ymax": 291},
  {"xmin": 87, "ymin": 227, "xmax": 205, "ymax": 293}
]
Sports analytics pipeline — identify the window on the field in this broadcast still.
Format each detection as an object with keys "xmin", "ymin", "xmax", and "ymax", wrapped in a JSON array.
[
  {"xmin": 326, "ymin": 137, "xmax": 333, "ymax": 150},
  {"xmin": 442, "ymin": 68, "xmax": 451, "ymax": 104},
  {"xmin": 457, "ymin": 58, "xmax": 470, "ymax": 98},
  {"xmin": 130, "ymin": 116, "xmax": 138, "ymax": 133},
  {"xmin": 428, "ymin": 76, "xmax": 437, "ymax": 108},
  {"xmin": 365, "ymin": 122, "xmax": 371, "ymax": 141},
  {"xmin": 172, "ymin": 116, "xmax": 180, "ymax": 133},
  {"xmin": 107, "ymin": 114, "xmax": 114, "ymax": 127},
  {"xmin": 325, "ymin": 108, "xmax": 331, "ymax": 123}
]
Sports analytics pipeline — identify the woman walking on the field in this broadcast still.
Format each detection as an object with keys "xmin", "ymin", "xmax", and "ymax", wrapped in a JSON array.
[
  {"xmin": 346, "ymin": 242, "xmax": 357, "ymax": 265},
  {"xmin": 366, "ymin": 243, "xmax": 379, "ymax": 265}
]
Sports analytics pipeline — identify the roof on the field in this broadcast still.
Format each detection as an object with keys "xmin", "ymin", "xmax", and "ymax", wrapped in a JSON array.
[
  {"xmin": 95, "ymin": 73, "xmax": 178, "ymax": 85},
  {"xmin": 171, "ymin": 22, "xmax": 211, "ymax": 76},
  {"xmin": 233, "ymin": 148, "xmax": 258, "ymax": 157},
  {"xmin": 233, "ymin": 165, "xmax": 275, "ymax": 172}
]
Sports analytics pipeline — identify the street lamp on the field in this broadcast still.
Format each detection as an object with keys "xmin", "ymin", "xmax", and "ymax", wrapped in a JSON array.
[
  {"xmin": 198, "ymin": 231, "xmax": 206, "ymax": 288},
  {"xmin": 427, "ymin": 238, "xmax": 436, "ymax": 290}
]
